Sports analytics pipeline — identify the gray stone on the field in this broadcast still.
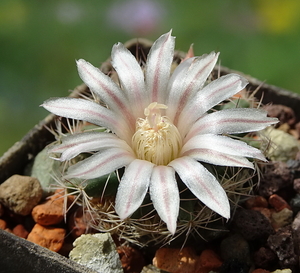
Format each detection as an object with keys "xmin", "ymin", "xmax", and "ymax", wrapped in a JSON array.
[
  {"xmin": 267, "ymin": 226, "xmax": 298, "ymax": 269},
  {"xmin": 69, "ymin": 233, "xmax": 123, "ymax": 273},
  {"xmin": 0, "ymin": 174, "xmax": 42, "ymax": 215},
  {"xmin": 30, "ymin": 146, "xmax": 61, "ymax": 198},
  {"xmin": 258, "ymin": 162, "xmax": 293, "ymax": 197},
  {"xmin": 261, "ymin": 127, "xmax": 300, "ymax": 162}
]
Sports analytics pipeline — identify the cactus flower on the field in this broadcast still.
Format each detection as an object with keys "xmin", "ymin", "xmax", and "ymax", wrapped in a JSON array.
[{"xmin": 42, "ymin": 31, "xmax": 278, "ymax": 234}]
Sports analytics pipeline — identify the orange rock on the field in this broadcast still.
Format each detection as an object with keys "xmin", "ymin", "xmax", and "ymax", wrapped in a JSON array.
[
  {"xmin": 27, "ymin": 223, "xmax": 66, "ymax": 252},
  {"xmin": 153, "ymin": 247, "xmax": 198, "ymax": 273},
  {"xmin": 196, "ymin": 249, "xmax": 222, "ymax": 273},
  {"xmin": 32, "ymin": 189, "xmax": 75, "ymax": 226},
  {"xmin": 0, "ymin": 218, "xmax": 7, "ymax": 230},
  {"xmin": 268, "ymin": 194, "xmax": 291, "ymax": 212},
  {"xmin": 13, "ymin": 224, "xmax": 29, "ymax": 239},
  {"xmin": 117, "ymin": 245, "xmax": 145, "ymax": 273},
  {"xmin": 244, "ymin": 196, "xmax": 268, "ymax": 209}
]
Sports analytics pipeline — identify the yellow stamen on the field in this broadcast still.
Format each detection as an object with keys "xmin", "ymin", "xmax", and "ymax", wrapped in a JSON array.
[{"xmin": 132, "ymin": 102, "xmax": 182, "ymax": 165}]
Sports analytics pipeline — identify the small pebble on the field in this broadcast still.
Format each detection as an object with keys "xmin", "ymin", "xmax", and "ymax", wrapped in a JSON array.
[
  {"xmin": 244, "ymin": 196, "xmax": 268, "ymax": 209},
  {"xmin": 220, "ymin": 233, "xmax": 250, "ymax": 265},
  {"xmin": 0, "ymin": 175, "xmax": 42, "ymax": 216},
  {"xmin": 12, "ymin": 224, "xmax": 29, "ymax": 238},
  {"xmin": 117, "ymin": 245, "xmax": 145, "ymax": 273},
  {"xmin": 264, "ymin": 104, "xmax": 296, "ymax": 127},
  {"xmin": 30, "ymin": 145, "xmax": 62, "ymax": 198},
  {"xmin": 196, "ymin": 249, "xmax": 222, "ymax": 273},
  {"xmin": 267, "ymin": 226, "xmax": 297, "ymax": 269},
  {"xmin": 27, "ymin": 223, "xmax": 66, "ymax": 252},
  {"xmin": 258, "ymin": 162, "xmax": 293, "ymax": 197},
  {"xmin": 271, "ymin": 208, "xmax": 293, "ymax": 230},
  {"xmin": 69, "ymin": 233, "xmax": 123, "ymax": 273},
  {"xmin": 269, "ymin": 194, "xmax": 291, "ymax": 212},
  {"xmin": 261, "ymin": 127, "xmax": 300, "ymax": 162},
  {"xmin": 231, "ymin": 208, "xmax": 274, "ymax": 241},
  {"xmin": 153, "ymin": 247, "xmax": 198, "ymax": 273},
  {"xmin": 32, "ymin": 189, "xmax": 74, "ymax": 226},
  {"xmin": 0, "ymin": 218, "xmax": 7, "ymax": 230}
]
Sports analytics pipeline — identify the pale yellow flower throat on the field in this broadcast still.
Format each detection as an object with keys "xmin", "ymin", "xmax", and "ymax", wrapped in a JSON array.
[{"xmin": 132, "ymin": 102, "xmax": 182, "ymax": 165}]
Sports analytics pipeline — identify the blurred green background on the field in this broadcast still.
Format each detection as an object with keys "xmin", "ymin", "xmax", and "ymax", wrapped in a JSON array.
[{"xmin": 1, "ymin": 0, "xmax": 300, "ymax": 155}]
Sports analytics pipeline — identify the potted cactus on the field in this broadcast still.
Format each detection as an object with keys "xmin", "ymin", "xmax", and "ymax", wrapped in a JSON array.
[{"xmin": 1, "ymin": 31, "xmax": 300, "ymax": 273}]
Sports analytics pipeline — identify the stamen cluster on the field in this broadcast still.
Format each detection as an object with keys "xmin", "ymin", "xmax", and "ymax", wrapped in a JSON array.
[{"xmin": 132, "ymin": 102, "xmax": 182, "ymax": 165}]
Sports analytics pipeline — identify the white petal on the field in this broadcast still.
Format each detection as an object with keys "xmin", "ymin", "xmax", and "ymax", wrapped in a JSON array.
[
  {"xmin": 42, "ymin": 97, "xmax": 131, "ymax": 143},
  {"xmin": 177, "ymin": 73, "xmax": 248, "ymax": 137},
  {"xmin": 167, "ymin": 52, "xmax": 219, "ymax": 124},
  {"xmin": 64, "ymin": 148, "xmax": 135, "ymax": 179},
  {"xmin": 183, "ymin": 149, "xmax": 255, "ymax": 169},
  {"xmin": 169, "ymin": 157, "xmax": 230, "ymax": 220},
  {"xmin": 115, "ymin": 159, "xmax": 154, "ymax": 219},
  {"xmin": 182, "ymin": 134, "xmax": 266, "ymax": 161},
  {"xmin": 168, "ymin": 57, "xmax": 195, "ymax": 88},
  {"xmin": 111, "ymin": 43, "xmax": 147, "ymax": 117},
  {"xmin": 50, "ymin": 132, "xmax": 132, "ymax": 161},
  {"xmin": 145, "ymin": 30, "xmax": 175, "ymax": 103},
  {"xmin": 77, "ymin": 59, "xmax": 136, "ymax": 132},
  {"xmin": 150, "ymin": 166, "xmax": 179, "ymax": 234},
  {"xmin": 186, "ymin": 108, "xmax": 278, "ymax": 140}
]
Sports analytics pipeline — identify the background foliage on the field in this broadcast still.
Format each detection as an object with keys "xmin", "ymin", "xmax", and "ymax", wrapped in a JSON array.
[{"xmin": 1, "ymin": 0, "xmax": 300, "ymax": 155}]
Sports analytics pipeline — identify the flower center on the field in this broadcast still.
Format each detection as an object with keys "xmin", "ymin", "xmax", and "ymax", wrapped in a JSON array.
[{"xmin": 132, "ymin": 102, "xmax": 182, "ymax": 165}]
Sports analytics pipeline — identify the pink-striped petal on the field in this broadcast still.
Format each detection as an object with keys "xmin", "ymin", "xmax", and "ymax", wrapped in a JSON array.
[
  {"xmin": 182, "ymin": 134, "xmax": 266, "ymax": 161},
  {"xmin": 115, "ymin": 159, "xmax": 154, "ymax": 219},
  {"xmin": 111, "ymin": 43, "xmax": 146, "ymax": 117},
  {"xmin": 145, "ymin": 30, "xmax": 175, "ymax": 103},
  {"xmin": 77, "ymin": 59, "xmax": 136, "ymax": 133},
  {"xmin": 186, "ymin": 108, "xmax": 278, "ymax": 141},
  {"xmin": 166, "ymin": 52, "xmax": 219, "ymax": 124},
  {"xmin": 182, "ymin": 149, "xmax": 255, "ymax": 169},
  {"xmin": 49, "ymin": 132, "xmax": 132, "ymax": 161},
  {"xmin": 169, "ymin": 157, "xmax": 230, "ymax": 220},
  {"xmin": 42, "ymin": 97, "xmax": 130, "ymax": 143},
  {"xmin": 149, "ymin": 166, "xmax": 179, "ymax": 234},
  {"xmin": 177, "ymin": 74, "xmax": 248, "ymax": 138},
  {"xmin": 64, "ymin": 148, "xmax": 135, "ymax": 179}
]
